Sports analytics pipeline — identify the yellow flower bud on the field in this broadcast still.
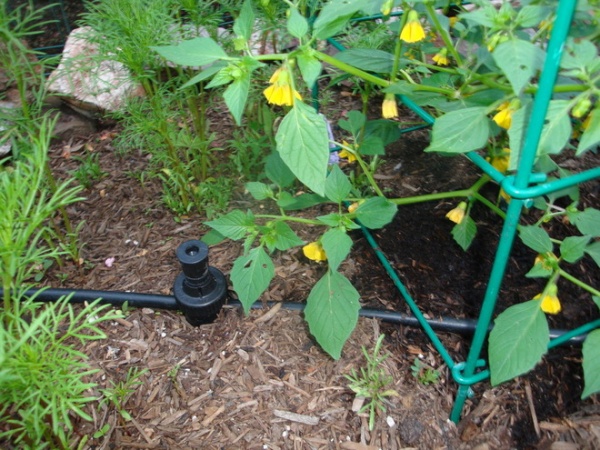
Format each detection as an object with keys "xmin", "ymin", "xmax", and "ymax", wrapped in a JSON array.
[
  {"xmin": 382, "ymin": 93, "xmax": 399, "ymax": 119},
  {"xmin": 263, "ymin": 65, "xmax": 302, "ymax": 106},
  {"xmin": 432, "ymin": 48, "xmax": 449, "ymax": 66},
  {"xmin": 446, "ymin": 201, "xmax": 467, "ymax": 224}
]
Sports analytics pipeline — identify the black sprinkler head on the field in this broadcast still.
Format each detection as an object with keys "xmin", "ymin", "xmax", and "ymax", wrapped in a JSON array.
[{"xmin": 173, "ymin": 239, "xmax": 228, "ymax": 326}]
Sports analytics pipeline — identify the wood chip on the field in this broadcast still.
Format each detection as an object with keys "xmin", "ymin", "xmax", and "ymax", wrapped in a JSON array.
[{"xmin": 273, "ymin": 409, "xmax": 320, "ymax": 425}]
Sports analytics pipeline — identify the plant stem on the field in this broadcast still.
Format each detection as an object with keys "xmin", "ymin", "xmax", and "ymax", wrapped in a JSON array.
[
  {"xmin": 425, "ymin": 4, "xmax": 463, "ymax": 66},
  {"xmin": 255, "ymin": 214, "xmax": 323, "ymax": 225},
  {"xmin": 559, "ymin": 268, "xmax": 600, "ymax": 298}
]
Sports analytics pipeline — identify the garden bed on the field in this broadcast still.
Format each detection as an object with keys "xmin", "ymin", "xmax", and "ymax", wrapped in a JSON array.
[{"xmin": 38, "ymin": 101, "xmax": 600, "ymax": 449}]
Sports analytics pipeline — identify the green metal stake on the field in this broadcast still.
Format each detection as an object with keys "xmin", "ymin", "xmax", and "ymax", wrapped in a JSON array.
[{"xmin": 450, "ymin": 0, "xmax": 578, "ymax": 423}]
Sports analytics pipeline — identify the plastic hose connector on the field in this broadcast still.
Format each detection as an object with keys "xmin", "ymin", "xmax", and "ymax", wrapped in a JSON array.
[{"xmin": 173, "ymin": 240, "xmax": 228, "ymax": 326}]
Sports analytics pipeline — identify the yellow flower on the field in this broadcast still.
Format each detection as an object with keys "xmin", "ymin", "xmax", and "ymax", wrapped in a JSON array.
[
  {"xmin": 263, "ymin": 66, "xmax": 302, "ymax": 106},
  {"xmin": 534, "ymin": 253, "xmax": 558, "ymax": 271},
  {"xmin": 534, "ymin": 285, "xmax": 561, "ymax": 315},
  {"xmin": 449, "ymin": 16, "xmax": 459, "ymax": 27},
  {"xmin": 446, "ymin": 201, "xmax": 467, "ymax": 224},
  {"xmin": 339, "ymin": 141, "xmax": 357, "ymax": 162},
  {"xmin": 400, "ymin": 10, "xmax": 426, "ymax": 43},
  {"xmin": 382, "ymin": 93, "xmax": 398, "ymax": 119},
  {"xmin": 348, "ymin": 202, "xmax": 360, "ymax": 213},
  {"xmin": 488, "ymin": 148, "xmax": 511, "ymax": 173},
  {"xmin": 303, "ymin": 241, "xmax": 327, "ymax": 262},
  {"xmin": 432, "ymin": 48, "xmax": 449, "ymax": 66},
  {"xmin": 492, "ymin": 100, "xmax": 520, "ymax": 130}
]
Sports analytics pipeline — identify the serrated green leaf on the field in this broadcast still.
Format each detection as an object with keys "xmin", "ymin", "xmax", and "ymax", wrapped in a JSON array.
[
  {"xmin": 224, "ymin": 76, "xmax": 250, "ymax": 126},
  {"xmin": 364, "ymin": 119, "xmax": 402, "ymax": 147},
  {"xmin": 317, "ymin": 213, "xmax": 345, "ymax": 227},
  {"xmin": 582, "ymin": 329, "xmax": 600, "ymax": 398},
  {"xmin": 304, "ymin": 270, "xmax": 360, "ymax": 359},
  {"xmin": 525, "ymin": 262, "xmax": 552, "ymax": 278},
  {"xmin": 181, "ymin": 62, "xmax": 227, "ymax": 89},
  {"xmin": 321, "ymin": 228, "xmax": 353, "ymax": 272},
  {"xmin": 424, "ymin": 107, "xmax": 490, "ymax": 153},
  {"xmin": 355, "ymin": 197, "xmax": 397, "ymax": 229},
  {"xmin": 325, "ymin": 165, "xmax": 352, "ymax": 203},
  {"xmin": 263, "ymin": 221, "xmax": 304, "ymax": 252},
  {"xmin": 245, "ymin": 182, "xmax": 272, "ymax": 200},
  {"xmin": 297, "ymin": 51, "xmax": 322, "ymax": 89},
  {"xmin": 577, "ymin": 108, "xmax": 600, "ymax": 155},
  {"xmin": 489, "ymin": 300, "xmax": 550, "ymax": 386},
  {"xmin": 359, "ymin": 135, "xmax": 385, "ymax": 156},
  {"xmin": 278, "ymin": 193, "xmax": 327, "ymax": 210},
  {"xmin": 231, "ymin": 247, "xmax": 274, "ymax": 314},
  {"xmin": 515, "ymin": 5, "xmax": 548, "ymax": 27},
  {"xmin": 265, "ymin": 152, "xmax": 296, "ymax": 188},
  {"xmin": 205, "ymin": 210, "xmax": 254, "ymax": 240},
  {"xmin": 519, "ymin": 225, "xmax": 553, "ymax": 253},
  {"xmin": 335, "ymin": 48, "xmax": 395, "ymax": 74},
  {"xmin": 338, "ymin": 110, "xmax": 366, "ymax": 137},
  {"xmin": 493, "ymin": 39, "xmax": 545, "ymax": 95},
  {"xmin": 561, "ymin": 39, "xmax": 598, "ymax": 71},
  {"xmin": 287, "ymin": 7, "xmax": 309, "ymax": 38},
  {"xmin": 151, "ymin": 37, "xmax": 228, "ymax": 67},
  {"xmin": 573, "ymin": 208, "xmax": 600, "ymax": 237},
  {"xmin": 509, "ymin": 100, "xmax": 572, "ymax": 169},
  {"xmin": 312, "ymin": 0, "xmax": 368, "ymax": 40},
  {"xmin": 560, "ymin": 235, "xmax": 591, "ymax": 263},
  {"xmin": 276, "ymin": 102, "xmax": 329, "ymax": 196},
  {"xmin": 451, "ymin": 216, "xmax": 477, "ymax": 251},
  {"xmin": 584, "ymin": 241, "xmax": 600, "ymax": 267},
  {"xmin": 233, "ymin": 0, "xmax": 254, "ymax": 42},
  {"xmin": 201, "ymin": 229, "xmax": 226, "ymax": 246}
]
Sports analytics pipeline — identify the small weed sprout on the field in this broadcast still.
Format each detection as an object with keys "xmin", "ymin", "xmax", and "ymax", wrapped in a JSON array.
[
  {"xmin": 71, "ymin": 152, "xmax": 107, "ymax": 189},
  {"xmin": 345, "ymin": 335, "xmax": 398, "ymax": 431},
  {"xmin": 410, "ymin": 358, "xmax": 440, "ymax": 386},
  {"xmin": 98, "ymin": 367, "xmax": 148, "ymax": 422}
]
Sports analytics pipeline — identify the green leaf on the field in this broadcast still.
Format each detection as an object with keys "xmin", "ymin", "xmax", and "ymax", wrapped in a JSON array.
[
  {"xmin": 245, "ymin": 182, "xmax": 272, "ymax": 200},
  {"xmin": 493, "ymin": 39, "xmax": 545, "ymax": 95},
  {"xmin": 582, "ymin": 329, "xmax": 600, "ymax": 398},
  {"xmin": 525, "ymin": 262, "xmax": 552, "ymax": 278},
  {"xmin": 297, "ymin": 51, "xmax": 322, "ymax": 89},
  {"xmin": 561, "ymin": 39, "xmax": 598, "ymax": 71},
  {"xmin": 364, "ymin": 119, "xmax": 402, "ymax": 146},
  {"xmin": 489, "ymin": 300, "xmax": 550, "ymax": 385},
  {"xmin": 573, "ymin": 208, "xmax": 600, "ymax": 237},
  {"xmin": 321, "ymin": 228, "xmax": 353, "ymax": 272},
  {"xmin": 317, "ymin": 213, "xmax": 360, "ymax": 230},
  {"xmin": 312, "ymin": 0, "xmax": 368, "ymax": 40},
  {"xmin": 325, "ymin": 165, "xmax": 352, "ymax": 203},
  {"xmin": 151, "ymin": 37, "xmax": 228, "ymax": 67},
  {"xmin": 451, "ymin": 216, "xmax": 477, "ymax": 251},
  {"xmin": 354, "ymin": 197, "xmax": 397, "ymax": 229},
  {"xmin": 231, "ymin": 247, "xmax": 274, "ymax": 314},
  {"xmin": 335, "ymin": 48, "xmax": 395, "ymax": 73},
  {"xmin": 515, "ymin": 5, "xmax": 549, "ymax": 27},
  {"xmin": 287, "ymin": 7, "xmax": 309, "ymax": 38},
  {"xmin": 233, "ymin": 0, "xmax": 255, "ymax": 42},
  {"xmin": 201, "ymin": 229, "xmax": 226, "ymax": 246},
  {"xmin": 181, "ymin": 62, "xmax": 227, "ymax": 89},
  {"xmin": 205, "ymin": 210, "xmax": 255, "ymax": 240},
  {"xmin": 263, "ymin": 221, "xmax": 304, "ymax": 252},
  {"xmin": 584, "ymin": 241, "xmax": 600, "ymax": 268},
  {"xmin": 278, "ymin": 193, "xmax": 327, "ymax": 210},
  {"xmin": 304, "ymin": 270, "xmax": 360, "ymax": 359},
  {"xmin": 338, "ymin": 110, "xmax": 366, "ymax": 137},
  {"xmin": 560, "ymin": 235, "xmax": 591, "ymax": 263},
  {"xmin": 592, "ymin": 296, "xmax": 600, "ymax": 310},
  {"xmin": 577, "ymin": 108, "xmax": 600, "ymax": 155},
  {"xmin": 265, "ymin": 152, "xmax": 296, "ymax": 188},
  {"xmin": 359, "ymin": 135, "xmax": 385, "ymax": 156},
  {"xmin": 519, "ymin": 226, "xmax": 553, "ymax": 254},
  {"xmin": 509, "ymin": 100, "xmax": 572, "ymax": 169},
  {"xmin": 223, "ymin": 76, "xmax": 250, "ymax": 126},
  {"xmin": 424, "ymin": 107, "xmax": 490, "ymax": 153},
  {"xmin": 276, "ymin": 102, "xmax": 329, "ymax": 196}
]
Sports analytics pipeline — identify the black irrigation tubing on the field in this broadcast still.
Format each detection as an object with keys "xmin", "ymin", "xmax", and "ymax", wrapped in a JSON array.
[{"xmin": 3, "ymin": 286, "xmax": 588, "ymax": 346}]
